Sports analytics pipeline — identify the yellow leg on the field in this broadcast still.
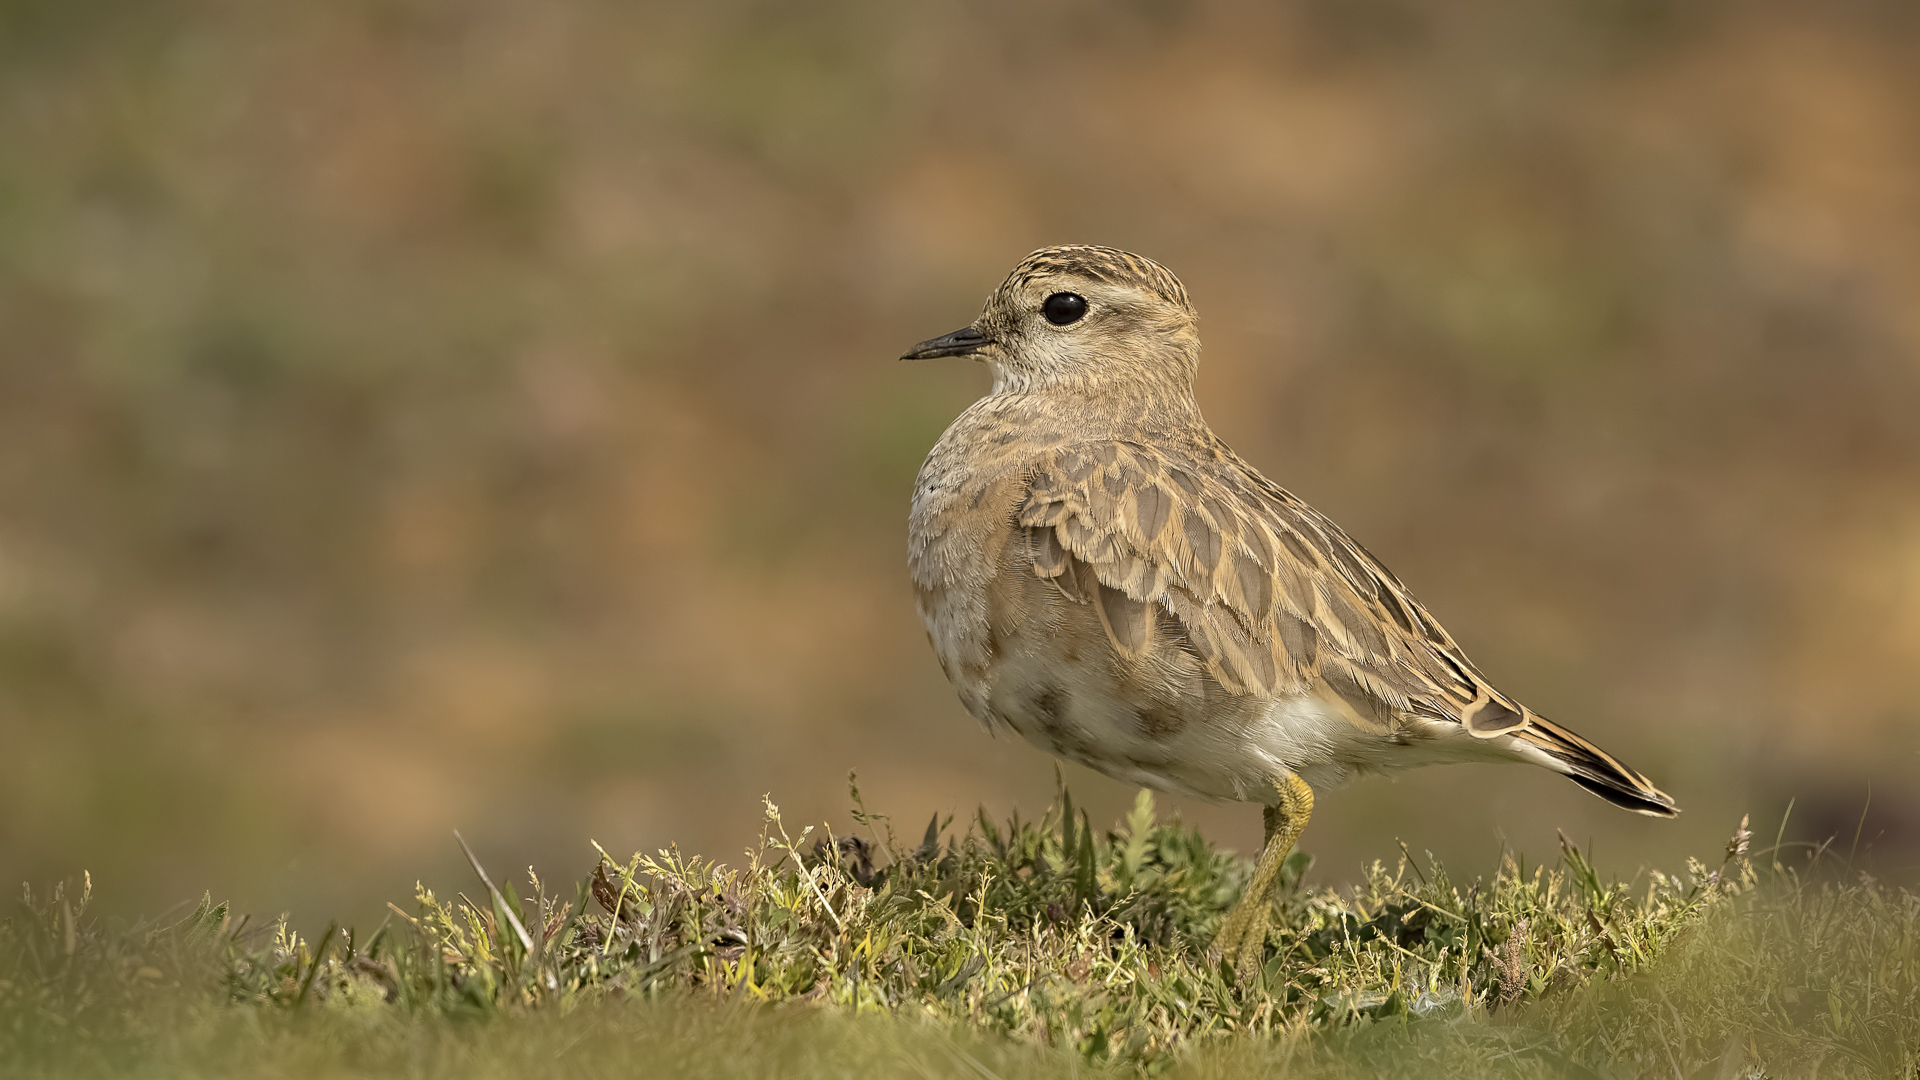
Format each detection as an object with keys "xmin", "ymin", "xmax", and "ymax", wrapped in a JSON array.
[{"xmin": 1208, "ymin": 773, "xmax": 1314, "ymax": 985}]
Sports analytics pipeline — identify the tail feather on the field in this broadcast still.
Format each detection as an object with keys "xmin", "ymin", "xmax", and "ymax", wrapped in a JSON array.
[{"xmin": 1515, "ymin": 714, "xmax": 1678, "ymax": 818}]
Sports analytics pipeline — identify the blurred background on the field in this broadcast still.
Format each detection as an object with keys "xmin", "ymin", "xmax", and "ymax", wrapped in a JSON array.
[{"xmin": 4, "ymin": 0, "xmax": 1919, "ymax": 929}]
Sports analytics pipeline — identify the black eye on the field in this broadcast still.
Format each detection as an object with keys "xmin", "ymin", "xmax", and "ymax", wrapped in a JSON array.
[{"xmin": 1042, "ymin": 292, "xmax": 1088, "ymax": 326}]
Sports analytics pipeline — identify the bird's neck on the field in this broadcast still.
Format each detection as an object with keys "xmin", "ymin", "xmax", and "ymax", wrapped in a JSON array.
[{"xmin": 977, "ymin": 371, "xmax": 1208, "ymax": 443}]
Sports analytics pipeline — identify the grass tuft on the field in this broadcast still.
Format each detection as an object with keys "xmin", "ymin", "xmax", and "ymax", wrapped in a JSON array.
[{"xmin": 4, "ymin": 782, "xmax": 1915, "ymax": 1078}]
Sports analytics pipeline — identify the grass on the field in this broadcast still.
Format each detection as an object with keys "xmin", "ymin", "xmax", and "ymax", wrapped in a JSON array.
[{"xmin": 3, "ymin": 778, "xmax": 1916, "ymax": 1079}]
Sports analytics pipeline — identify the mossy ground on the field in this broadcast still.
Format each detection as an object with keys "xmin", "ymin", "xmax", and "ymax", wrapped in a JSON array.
[{"xmin": 5, "ymin": 781, "xmax": 1915, "ymax": 1078}]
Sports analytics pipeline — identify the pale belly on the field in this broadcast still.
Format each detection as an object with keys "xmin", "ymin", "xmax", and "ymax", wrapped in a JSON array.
[{"xmin": 979, "ymin": 626, "xmax": 1380, "ymax": 802}]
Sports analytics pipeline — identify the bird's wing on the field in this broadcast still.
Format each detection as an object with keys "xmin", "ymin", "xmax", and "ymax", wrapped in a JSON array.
[{"xmin": 1014, "ymin": 439, "xmax": 1529, "ymax": 736}]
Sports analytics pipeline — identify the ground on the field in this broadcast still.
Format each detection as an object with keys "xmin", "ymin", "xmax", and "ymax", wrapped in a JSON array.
[{"xmin": 4, "ymin": 783, "xmax": 1915, "ymax": 1078}]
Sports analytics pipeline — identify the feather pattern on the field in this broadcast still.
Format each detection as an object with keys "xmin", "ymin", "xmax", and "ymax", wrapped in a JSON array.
[{"xmin": 1017, "ymin": 438, "xmax": 1466, "ymax": 705}]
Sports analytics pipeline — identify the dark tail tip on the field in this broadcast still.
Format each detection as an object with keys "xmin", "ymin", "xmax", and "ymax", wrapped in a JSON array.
[
  {"xmin": 1517, "ymin": 714, "xmax": 1679, "ymax": 818},
  {"xmin": 1565, "ymin": 773, "xmax": 1679, "ymax": 818}
]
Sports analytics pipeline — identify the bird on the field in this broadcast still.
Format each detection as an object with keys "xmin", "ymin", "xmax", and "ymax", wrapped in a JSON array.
[{"xmin": 902, "ymin": 245, "xmax": 1677, "ymax": 980}]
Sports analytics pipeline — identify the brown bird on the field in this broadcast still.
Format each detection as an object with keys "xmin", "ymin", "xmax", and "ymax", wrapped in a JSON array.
[{"xmin": 903, "ymin": 245, "xmax": 1677, "ymax": 979}]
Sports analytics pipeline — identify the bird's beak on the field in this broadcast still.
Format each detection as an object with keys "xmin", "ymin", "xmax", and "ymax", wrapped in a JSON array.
[{"xmin": 901, "ymin": 324, "xmax": 992, "ymax": 360}]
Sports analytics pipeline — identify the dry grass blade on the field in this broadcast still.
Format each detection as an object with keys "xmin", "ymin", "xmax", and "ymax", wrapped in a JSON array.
[{"xmin": 456, "ymin": 830, "xmax": 535, "ymax": 954}]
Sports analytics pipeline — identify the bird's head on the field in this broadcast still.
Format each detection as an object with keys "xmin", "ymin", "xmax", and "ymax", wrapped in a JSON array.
[{"xmin": 902, "ymin": 245, "xmax": 1201, "ymax": 397}]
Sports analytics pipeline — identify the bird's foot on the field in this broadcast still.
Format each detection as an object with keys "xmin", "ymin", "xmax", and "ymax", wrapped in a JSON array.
[
  {"xmin": 1208, "ymin": 893, "xmax": 1274, "ymax": 987},
  {"xmin": 1208, "ymin": 773, "xmax": 1314, "ymax": 988}
]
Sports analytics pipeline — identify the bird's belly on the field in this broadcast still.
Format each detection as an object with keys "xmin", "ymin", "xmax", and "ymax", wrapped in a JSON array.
[{"xmin": 975, "ymin": 614, "xmax": 1386, "ymax": 804}]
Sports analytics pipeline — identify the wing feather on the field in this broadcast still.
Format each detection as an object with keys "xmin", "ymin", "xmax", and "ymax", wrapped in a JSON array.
[{"xmin": 1016, "ymin": 439, "xmax": 1528, "ymax": 731}]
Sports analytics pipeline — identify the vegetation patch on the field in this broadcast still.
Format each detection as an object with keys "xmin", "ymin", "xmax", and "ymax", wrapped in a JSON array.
[{"xmin": 4, "ymin": 781, "xmax": 1915, "ymax": 1078}]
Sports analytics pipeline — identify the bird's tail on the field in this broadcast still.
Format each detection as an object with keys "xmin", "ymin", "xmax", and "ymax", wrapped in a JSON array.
[{"xmin": 1516, "ymin": 714, "xmax": 1678, "ymax": 818}]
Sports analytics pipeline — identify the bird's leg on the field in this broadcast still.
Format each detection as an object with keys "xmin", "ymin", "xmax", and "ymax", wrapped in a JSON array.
[{"xmin": 1208, "ymin": 773, "xmax": 1314, "ymax": 985}]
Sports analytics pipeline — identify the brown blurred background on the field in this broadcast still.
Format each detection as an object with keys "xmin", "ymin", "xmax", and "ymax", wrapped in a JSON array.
[{"xmin": 4, "ymin": 0, "xmax": 1919, "ymax": 928}]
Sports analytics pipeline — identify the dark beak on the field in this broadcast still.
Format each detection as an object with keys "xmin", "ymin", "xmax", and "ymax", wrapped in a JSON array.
[{"xmin": 901, "ymin": 324, "xmax": 992, "ymax": 360}]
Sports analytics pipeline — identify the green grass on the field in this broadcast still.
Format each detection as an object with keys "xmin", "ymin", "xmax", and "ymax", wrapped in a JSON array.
[{"xmin": 4, "ymin": 781, "xmax": 1916, "ymax": 1078}]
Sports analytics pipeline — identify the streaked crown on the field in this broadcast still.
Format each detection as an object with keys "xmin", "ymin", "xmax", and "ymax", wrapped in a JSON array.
[{"xmin": 999, "ymin": 245, "xmax": 1194, "ymax": 315}]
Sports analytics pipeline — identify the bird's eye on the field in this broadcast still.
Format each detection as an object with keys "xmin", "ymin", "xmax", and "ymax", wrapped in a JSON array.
[{"xmin": 1042, "ymin": 292, "xmax": 1088, "ymax": 326}]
